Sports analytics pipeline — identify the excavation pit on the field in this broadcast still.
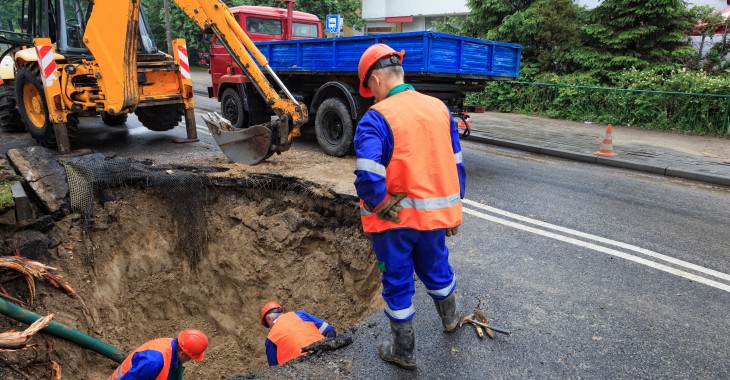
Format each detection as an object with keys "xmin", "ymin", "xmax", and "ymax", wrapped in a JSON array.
[{"xmin": 10, "ymin": 161, "xmax": 383, "ymax": 379}]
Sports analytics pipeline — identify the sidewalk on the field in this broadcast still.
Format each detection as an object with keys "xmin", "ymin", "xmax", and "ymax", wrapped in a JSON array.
[{"xmin": 465, "ymin": 112, "xmax": 730, "ymax": 187}]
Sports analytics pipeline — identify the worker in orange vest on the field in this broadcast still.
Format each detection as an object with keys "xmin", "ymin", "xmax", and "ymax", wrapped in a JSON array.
[
  {"xmin": 354, "ymin": 43, "xmax": 467, "ymax": 370},
  {"xmin": 260, "ymin": 301, "xmax": 336, "ymax": 366},
  {"xmin": 108, "ymin": 329, "xmax": 208, "ymax": 380}
]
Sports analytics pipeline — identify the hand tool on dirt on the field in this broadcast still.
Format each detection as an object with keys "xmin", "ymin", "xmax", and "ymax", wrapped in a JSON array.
[
  {"xmin": 459, "ymin": 309, "xmax": 511, "ymax": 339},
  {"xmin": 301, "ymin": 334, "xmax": 354, "ymax": 354}
]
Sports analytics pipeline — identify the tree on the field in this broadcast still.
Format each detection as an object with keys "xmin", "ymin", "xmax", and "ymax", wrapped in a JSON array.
[
  {"xmin": 571, "ymin": 0, "xmax": 695, "ymax": 77},
  {"xmin": 461, "ymin": 0, "xmax": 538, "ymax": 38},
  {"xmin": 486, "ymin": 0, "xmax": 583, "ymax": 73},
  {"xmin": 688, "ymin": 5, "xmax": 726, "ymax": 70}
]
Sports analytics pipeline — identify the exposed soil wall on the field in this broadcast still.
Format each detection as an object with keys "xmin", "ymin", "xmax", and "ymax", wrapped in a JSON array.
[{"xmin": 0, "ymin": 174, "xmax": 382, "ymax": 379}]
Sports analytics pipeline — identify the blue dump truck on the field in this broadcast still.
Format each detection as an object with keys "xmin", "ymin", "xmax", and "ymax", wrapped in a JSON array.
[{"xmin": 208, "ymin": 7, "xmax": 522, "ymax": 156}]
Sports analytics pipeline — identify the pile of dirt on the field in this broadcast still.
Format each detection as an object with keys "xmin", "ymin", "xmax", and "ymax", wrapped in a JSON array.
[{"xmin": 0, "ymin": 170, "xmax": 382, "ymax": 379}]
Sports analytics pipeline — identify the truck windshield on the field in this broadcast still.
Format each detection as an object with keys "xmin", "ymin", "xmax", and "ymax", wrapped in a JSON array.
[
  {"xmin": 293, "ymin": 22, "xmax": 318, "ymax": 38},
  {"xmin": 246, "ymin": 17, "xmax": 282, "ymax": 35}
]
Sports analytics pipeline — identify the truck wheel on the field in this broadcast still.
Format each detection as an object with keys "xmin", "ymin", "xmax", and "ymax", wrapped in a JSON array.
[
  {"xmin": 315, "ymin": 98, "xmax": 353, "ymax": 157},
  {"xmin": 135, "ymin": 104, "xmax": 183, "ymax": 131},
  {"xmin": 221, "ymin": 88, "xmax": 248, "ymax": 129},
  {"xmin": 15, "ymin": 64, "xmax": 78, "ymax": 147},
  {"xmin": 101, "ymin": 111, "xmax": 128, "ymax": 126},
  {"xmin": 0, "ymin": 81, "xmax": 24, "ymax": 132}
]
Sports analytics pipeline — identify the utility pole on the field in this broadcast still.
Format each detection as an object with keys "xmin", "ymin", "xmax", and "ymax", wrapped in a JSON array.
[{"xmin": 163, "ymin": 0, "xmax": 173, "ymax": 54}]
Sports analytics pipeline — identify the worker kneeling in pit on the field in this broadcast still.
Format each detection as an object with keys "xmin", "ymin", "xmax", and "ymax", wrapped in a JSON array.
[
  {"xmin": 108, "ymin": 329, "xmax": 208, "ymax": 380},
  {"xmin": 260, "ymin": 301, "xmax": 337, "ymax": 366}
]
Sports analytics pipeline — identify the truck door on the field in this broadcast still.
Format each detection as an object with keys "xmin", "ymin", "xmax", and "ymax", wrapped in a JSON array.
[{"xmin": 209, "ymin": 33, "xmax": 232, "ymax": 97}]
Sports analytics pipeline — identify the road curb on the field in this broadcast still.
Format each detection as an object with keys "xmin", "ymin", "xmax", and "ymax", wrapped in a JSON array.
[{"xmin": 464, "ymin": 135, "xmax": 730, "ymax": 187}]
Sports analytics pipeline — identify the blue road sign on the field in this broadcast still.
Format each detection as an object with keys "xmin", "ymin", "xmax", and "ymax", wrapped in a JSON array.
[{"xmin": 326, "ymin": 14, "xmax": 340, "ymax": 33}]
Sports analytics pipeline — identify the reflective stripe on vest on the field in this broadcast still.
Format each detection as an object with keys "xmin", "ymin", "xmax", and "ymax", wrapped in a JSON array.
[
  {"xmin": 267, "ymin": 312, "xmax": 324, "ymax": 365},
  {"xmin": 360, "ymin": 90, "xmax": 462, "ymax": 233},
  {"xmin": 109, "ymin": 338, "xmax": 173, "ymax": 380}
]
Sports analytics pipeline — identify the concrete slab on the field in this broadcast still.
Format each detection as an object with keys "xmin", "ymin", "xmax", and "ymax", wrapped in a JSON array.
[{"xmin": 6, "ymin": 146, "xmax": 69, "ymax": 215}]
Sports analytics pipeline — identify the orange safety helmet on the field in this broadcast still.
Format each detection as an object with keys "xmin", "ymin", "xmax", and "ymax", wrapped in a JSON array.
[
  {"xmin": 177, "ymin": 329, "xmax": 209, "ymax": 362},
  {"xmin": 260, "ymin": 301, "xmax": 283, "ymax": 327},
  {"xmin": 358, "ymin": 43, "xmax": 404, "ymax": 98}
]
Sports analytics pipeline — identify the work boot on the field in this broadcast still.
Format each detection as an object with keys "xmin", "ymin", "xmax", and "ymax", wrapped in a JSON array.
[
  {"xmin": 378, "ymin": 319, "xmax": 417, "ymax": 370},
  {"xmin": 434, "ymin": 292, "xmax": 463, "ymax": 332}
]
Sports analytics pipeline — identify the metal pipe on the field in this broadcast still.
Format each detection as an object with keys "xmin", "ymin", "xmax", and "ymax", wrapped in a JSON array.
[
  {"xmin": 0, "ymin": 297, "xmax": 126, "ymax": 363},
  {"xmin": 264, "ymin": 65, "xmax": 298, "ymax": 105}
]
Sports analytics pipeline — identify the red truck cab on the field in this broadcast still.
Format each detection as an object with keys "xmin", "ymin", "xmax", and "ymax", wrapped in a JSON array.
[{"xmin": 208, "ymin": 5, "xmax": 322, "ymax": 100}]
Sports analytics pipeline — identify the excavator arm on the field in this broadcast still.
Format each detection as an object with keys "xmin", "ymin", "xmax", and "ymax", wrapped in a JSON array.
[{"xmin": 174, "ymin": 0, "xmax": 308, "ymax": 164}]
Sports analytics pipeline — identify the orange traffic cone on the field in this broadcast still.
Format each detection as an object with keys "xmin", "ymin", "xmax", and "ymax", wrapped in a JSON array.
[
  {"xmin": 458, "ymin": 112, "xmax": 472, "ymax": 129},
  {"xmin": 595, "ymin": 124, "xmax": 616, "ymax": 157}
]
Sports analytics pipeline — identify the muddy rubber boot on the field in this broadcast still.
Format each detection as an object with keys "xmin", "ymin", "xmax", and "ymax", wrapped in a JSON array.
[
  {"xmin": 434, "ymin": 292, "xmax": 463, "ymax": 332},
  {"xmin": 378, "ymin": 319, "xmax": 417, "ymax": 370}
]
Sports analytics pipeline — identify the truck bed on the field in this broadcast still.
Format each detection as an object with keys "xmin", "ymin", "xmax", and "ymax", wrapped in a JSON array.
[{"xmin": 254, "ymin": 31, "xmax": 522, "ymax": 81}]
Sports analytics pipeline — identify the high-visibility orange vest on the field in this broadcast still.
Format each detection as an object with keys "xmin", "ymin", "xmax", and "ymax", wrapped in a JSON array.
[
  {"xmin": 360, "ymin": 90, "xmax": 462, "ymax": 233},
  {"xmin": 267, "ymin": 312, "xmax": 324, "ymax": 365},
  {"xmin": 109, "ymin": 338, "xmax": 173, "ymax": 380}
]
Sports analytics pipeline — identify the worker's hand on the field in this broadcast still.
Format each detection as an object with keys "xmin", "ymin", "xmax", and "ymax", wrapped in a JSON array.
[
  {"xmin": 375, "ymin": 193, "xmax": 407, "ymax": 224},
  {"xmin": 446, "ymin": 225, "xmax": 460, "ymax": 237}
]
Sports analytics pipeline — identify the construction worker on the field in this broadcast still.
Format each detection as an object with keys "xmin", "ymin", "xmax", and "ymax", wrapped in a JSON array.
[
  {"xmin": 108, "ymin": 329, "xmax": 208, "ymax": 380},
  {"xmin": 260, "ymin": 301, "xmax": 336, "ymax": 366},
  {"xmin": 354, "ymin": 43, "xmax": 466, "ymax": 370}
]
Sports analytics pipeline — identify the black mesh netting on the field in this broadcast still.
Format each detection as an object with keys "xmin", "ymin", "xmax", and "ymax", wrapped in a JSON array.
[{"xmin": 63, "ymin": 157, "xmax": 207, "ymax": 269}]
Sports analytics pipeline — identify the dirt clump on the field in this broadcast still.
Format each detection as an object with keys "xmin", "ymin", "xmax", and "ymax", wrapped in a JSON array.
[{"xmin": 0, "ymin": 171, "xmax": 382, "ymax": 379}]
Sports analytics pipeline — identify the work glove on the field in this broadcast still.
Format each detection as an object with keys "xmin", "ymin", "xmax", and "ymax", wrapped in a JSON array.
[
  {"xmin": 446, "ymin": 225, "xmax": 460, "ymax": 237},
  {"xmin": 375, "ymin": 192, "xmax": 407, "ymax": 224}
]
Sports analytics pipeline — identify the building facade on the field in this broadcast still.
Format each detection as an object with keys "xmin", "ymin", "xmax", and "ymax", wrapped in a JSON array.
[{"xmin": 361, "ymin": 0, "xmax": 469, "ymax": 34}]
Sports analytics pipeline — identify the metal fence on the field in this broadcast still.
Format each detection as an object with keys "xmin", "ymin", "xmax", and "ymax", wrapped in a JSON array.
[{"xmin": 481, "ymin": 81, "xmax": 730, "ymax": 135}]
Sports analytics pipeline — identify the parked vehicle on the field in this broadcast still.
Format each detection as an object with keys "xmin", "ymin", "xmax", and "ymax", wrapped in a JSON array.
[{"xmin": 208, "ymin": 4, "xmax": 522, "ymax": 156}]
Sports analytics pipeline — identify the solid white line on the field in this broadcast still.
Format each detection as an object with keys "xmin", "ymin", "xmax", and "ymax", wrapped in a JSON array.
[
  {"xmin": 462, "ymin": 207, "xmax": 730, "ymax": 293},
  {"xmin": 463, "ymin": 199, "xmax": 730, "ymax": 283}
]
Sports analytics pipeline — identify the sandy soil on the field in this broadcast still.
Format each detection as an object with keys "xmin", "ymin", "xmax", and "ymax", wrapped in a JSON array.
[{"xmin": 0, "ymin": 164, "xmax": 382, "ymax": 379}]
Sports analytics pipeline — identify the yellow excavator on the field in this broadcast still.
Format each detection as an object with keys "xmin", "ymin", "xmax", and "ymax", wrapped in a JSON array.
[{"xmin": 0, "ymin": 0, "xmax": 307, "ymax": 164}]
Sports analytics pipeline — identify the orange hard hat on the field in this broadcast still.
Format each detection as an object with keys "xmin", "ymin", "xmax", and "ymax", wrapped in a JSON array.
[
  {"xmin": 260, "ymin": 301, "xmax": 283, "ymax": 327},
  {"xmin": 178, "ymin": 329, "xmax": 208, "ymax": 362},
  {"xmin": 358, "ymin": 43, "xmax": 404, "ymax": 98}
]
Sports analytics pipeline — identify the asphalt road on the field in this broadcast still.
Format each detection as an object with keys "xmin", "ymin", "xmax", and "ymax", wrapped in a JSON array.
[
  {"xmin": 349, "ymin": 140, "xmax": 730, "ymax": 379},
  {"xmin": 2, "ymin": 96, "xmax": 729, "ymax": 378}
]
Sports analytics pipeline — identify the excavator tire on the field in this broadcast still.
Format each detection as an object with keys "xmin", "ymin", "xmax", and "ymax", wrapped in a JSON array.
[
  {"xmin": 0, "ymin": 80, "xmax": 24, "ymax": 132},
  {"xmin": 315, "ymin": 98, "xmax": 353, "ymax": 157},
  {"xmin": 15, "ymin": 64, "xmax": 78, "ymax": 147},
  {"xmin": 101, "ymin": 111, "xmax": 128, "ymax": 126},
  {"xmin": 134, "ymin": 104, "xmax": 183, "ymax": 131}
]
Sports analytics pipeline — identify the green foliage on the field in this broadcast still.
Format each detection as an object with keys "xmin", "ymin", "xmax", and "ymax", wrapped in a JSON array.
[
  {"xmin": 478, "ymin": 68, "xmax": 730, "ymax": 135},
  {"xmin": 572, "ymin": 0, "xmax": 694, "ymax": 77},
  {"xmin": 461, "ymin": 0, "xmax": 537, "ymax": 38},
  {"xmin": 486, "ymin": 0, "xmax": 582, "ymax": 73},
  {"xmin": 0, "ymin": 183, "xmax": 12, "ymax": 210}
]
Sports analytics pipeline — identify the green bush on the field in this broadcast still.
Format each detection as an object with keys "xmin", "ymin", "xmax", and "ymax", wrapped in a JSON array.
[{"xmin": 477, "ymin": 68, "xmax": 730, "ymax": 135}]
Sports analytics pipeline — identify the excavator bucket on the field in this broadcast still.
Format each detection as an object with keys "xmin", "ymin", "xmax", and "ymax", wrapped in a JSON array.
[{"xmin": 202, "ymin": 112, "xmax": 274, "ymax": 165}]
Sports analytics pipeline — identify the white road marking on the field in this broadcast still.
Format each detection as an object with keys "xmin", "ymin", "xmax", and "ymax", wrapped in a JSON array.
[
  {"xmin": 462, "ymin": 206, "xmax": 730, "ymax": 293},
  {"xmin": 196, "ymin": 126, "xmax": 212, "ymax": 136},
  {"xmin": 463, "ymin": 199, "xmax": 730, "ymax": 283}
]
